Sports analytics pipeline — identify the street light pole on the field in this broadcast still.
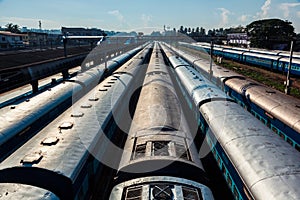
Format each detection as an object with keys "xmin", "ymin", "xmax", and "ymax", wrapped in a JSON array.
[
  {"xmin": 209, "ymin": 40, "xmax": 214, "ymax": 81},
  {"xmin": 285, "ymin": 40, "xmax": 294, "ymax": 95}
]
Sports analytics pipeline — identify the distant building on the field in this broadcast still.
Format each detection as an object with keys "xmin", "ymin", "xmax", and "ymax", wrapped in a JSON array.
[
  {"xmin": 21, "ymin": 27, "xmax": 61, "ymax": 35},
  {"xmin": 21, "ymin": 27, "xmax": 62, "ymax": 47},
  {"xmin": 61, "ymin": 27, "xmax": 105, "ymax": 46},
  {"xmin": 27, "ymin": 32, "xmax": 48, "ymax": 47},
  {"xmin": 227, "ymin": 33, "xmax": 249, "ymax": 47},
  {"xmin": 61, "ymin": 27, "xmax": 104, "ymax": 36},
  {"xmin": 0, "ymin": 31, "xmax": 26, "ymax": 49}
]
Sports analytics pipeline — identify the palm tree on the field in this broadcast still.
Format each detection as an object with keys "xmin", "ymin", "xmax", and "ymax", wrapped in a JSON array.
[{"xmin": 5, "ymin": 23, "xmax": 21, "ymax": 33}]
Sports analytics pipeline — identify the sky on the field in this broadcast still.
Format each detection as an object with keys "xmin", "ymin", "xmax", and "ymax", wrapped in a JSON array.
[{"xmin": 1, "ymin": 0, "xmax": 300, "ymax": 34}]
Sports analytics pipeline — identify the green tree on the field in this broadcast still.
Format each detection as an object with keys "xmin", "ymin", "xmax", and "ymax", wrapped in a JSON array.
[
  {"xmin": 5, "ymin": 23, "xmax": 21, "ymax": 33},
  {"xmin": 246, "ymin": 18, "xmax": 295, "ymax": 49},
  {"xmin": 179, "ymin": 26, "xmax": 184, "ymax": 33},
  {"xmin": 200, "ymin": 27, "xmax": 205, "ymax": 36}
]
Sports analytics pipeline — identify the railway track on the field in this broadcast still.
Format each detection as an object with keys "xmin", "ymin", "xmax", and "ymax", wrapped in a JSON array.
[{"xmin": 0, "ymin": 46, "xmax": 91, "ymax": 69}]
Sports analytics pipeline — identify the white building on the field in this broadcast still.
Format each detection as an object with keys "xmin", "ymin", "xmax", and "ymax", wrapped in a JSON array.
[
  {"xmin": 0, "ymin": 31, "xmax": 25, "ymax": 49},
  {"xmin": 227, "ymin": 33, "xmax": 250, "ymax": 47}
]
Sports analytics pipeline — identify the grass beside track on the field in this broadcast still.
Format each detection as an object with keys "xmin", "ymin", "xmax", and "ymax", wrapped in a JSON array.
[{"xmin": 218, "ymin": 59, "xmax": 300, "ymax": 99}]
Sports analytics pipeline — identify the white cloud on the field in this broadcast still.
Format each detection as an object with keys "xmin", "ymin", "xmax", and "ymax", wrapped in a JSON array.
[
  {"xmin": 260, "ymin": 0, "xmax": 272, "ymax": 18},
  {"xmin": 239, "ymin": 14, "xmax": 249, "ymax": 23},
  {"xmin": 218, "ymin": 8, "xmax": 230, "ymax": 27},
  {"xmin": 297, "ymin": 11, "xmax": 300, "ymax": 18},
  {"xmin": 108, "ymin": 10, "xmax": 124, "ymax": 22},
  {"xmin": 280, "ymin": 3, "xmax": 300, "ymax": 18}
]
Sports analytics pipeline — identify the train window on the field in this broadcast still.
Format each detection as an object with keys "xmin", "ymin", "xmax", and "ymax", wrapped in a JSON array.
[
  {"xmin": 182, "ymin": 186, "xmax": 202, "ymax": 200},
  {"xmin": 286, "ymin": 137, "xmax": 293, "ymax": 146},
  {"xmin": 216, "ymin": 154, "xmax": 221, "ymax": 167},
  {"xmin": 152, "ymin": 141, "xmax": 170, "ymax": 156},
  {"xmin": 233, "ymin": 186, "xmax": 239, "ymax": 200},
  {"xmin": 125, "ymin": 186, "xmax": 143, "ymax": 200},
  {"xmin": 211, "ymin": 147, "xmax": 215, "ymax": 154},
  {"xmin": 175, "ymin": 142, "xmax": 191, "ymax": 161},
  {"xmin": 279, "ymin": 132, "xmax": 285, "ymax": 140},
  {"xmin": 295, "ymin": 144, "xmax": 300, "ymax": 152},
  {"xmin": 266, "ymin": 120, "xmax": 271, "ymax": 128},
  {"xmin": 271, "ymin": 126, "xmax": 278, "ymax": 134},
  {"xmin": 221, "ymin": 164, "xmax": 226, "ymax": 176},
  {"xmin": 227, "ymin": 175, "xmax": 232, "ymax": 188},
  {"xmin": 133, "ymin": 143, "xmax": 147, "ymax": 160}
]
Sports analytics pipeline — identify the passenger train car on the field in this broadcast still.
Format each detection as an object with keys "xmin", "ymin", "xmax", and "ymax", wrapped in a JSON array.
[
  {"xmin": 109, "ymin": 42, "xmax": 214, "ymax": 200},
  {"xmin": 0, "ymin": 46, "xmax": 144, "ymax": 162},
  {"xmin": 162, "ymin": 43, "xmax": 300, "ymax": 200},
  {"xmin": 0, "ymin": 45, "xmax": 152, "ymax": 200},
  {"xmin": 180, "ymin": 42, "xmax": 300, "ymax": 76},
  {"xmin": 195, "ymin": 42, "xmax": 300, "ymax": 60},
  {"xmin": 169, "ymin": 43, "xmax": 300, "ymax": 152},
  {"xmin": 0, "ymin": 183, "xmax": 59, "ymax": 199}
]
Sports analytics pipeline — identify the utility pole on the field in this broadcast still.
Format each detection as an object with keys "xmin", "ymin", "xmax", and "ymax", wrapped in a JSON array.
[
  {"xmin": 285, "ymin": 40, "xmax": 294, "ymax": 95},
  {"xmin": 63, "ymin": 37, "xmax": 67, "ymax": 57},
  {"xmin": 209, "ymin": 40, "xmax": 214, "ymax": 81}
]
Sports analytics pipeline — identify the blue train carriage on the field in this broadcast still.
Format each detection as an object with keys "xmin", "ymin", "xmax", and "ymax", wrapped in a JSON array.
[
  {"xmin": 111, "ymin": 43, "xmax": 214, "ymax": 200},
  {"xmin": 211, "ymin": 46, "xmax": 224, "ymax": 57},
  {"xmin": 200, "ymin": 100, "xmax": 300, "ymax": 200},
  {"xmin": 244, "ymin": 84, "xmax": 300, "ymax": 150},
  {"xmin": 278, "ymin": 57, "xmax": 300, "ymax": 76},
  {"xmin": 0, "ymin": 45, "xmax": 145, "ymax": 162},
  {"xmin": 223, "ymin": 78, "xmax": 258, "ymax": 110},
  {"xmin": 170, "ymin": 44, "xmax": 300, "ymax": 152},
  {"xmin": 0, "ymin": 45, "xmax": 152, "ymax": 200},
  {"xmin": 165, "ymin": 47, "xmax": 300, "ymax": 199},
  {"xmin": 117, "ymin": 42, "xmax": 206, "ymax": 181},
  {"xmin": 278, "ymin": 51, "xmax": 300, "ymax": 60},
  {"xmin": 242, "ymin": 52, "xmax": 279, "ymax": 69},
  {"xmin": 217, "ymin": 49, "xmax": 242, "ymax": 62},
  {"xmin": 175, "ymin": 49, "xmax": 243, "ymax": 88},
  {"xmin": 224, "ymin": 77, "xmax": 300, "ymax": 151},
  {"xmin": 109, "ymin": 176, "xmax": 214, "ymax": 200},
  {"xmin": 249, "ymin": 48, "xmax": 280, "ymax": 56},
  {"xmin": 161, "ymin": 49, "xmax": 200, "ymax": 122}
]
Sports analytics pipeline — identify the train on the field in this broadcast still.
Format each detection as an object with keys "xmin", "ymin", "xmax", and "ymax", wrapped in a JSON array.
[
  {"xmin": 161, "ymin": 42, "xmax": 300, "ymax": 200},
  {"xmin": 169, "ymin": 43, "xmax": 300, "ymax": 152},
  {"xmin": 0, "ymin": 44, "xmax": 152, "ymax": 200},
  {"xmin": 109, "ymin": 42, "xmax": 214, "ymax": 200},
  {"xmin": 197, "ymin": 42, "xmax": 300, "ymax": 60},
  {"xmin": 0, "ymin": 46, "xmax": 144, "ymax": 162},
  {"xmin": 0, "ymin": 183, "xmax": 59, "ymax": 199},
  {"xmin": 179, "ymin": 42, "xmax": 300, "ymax": 76}
]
